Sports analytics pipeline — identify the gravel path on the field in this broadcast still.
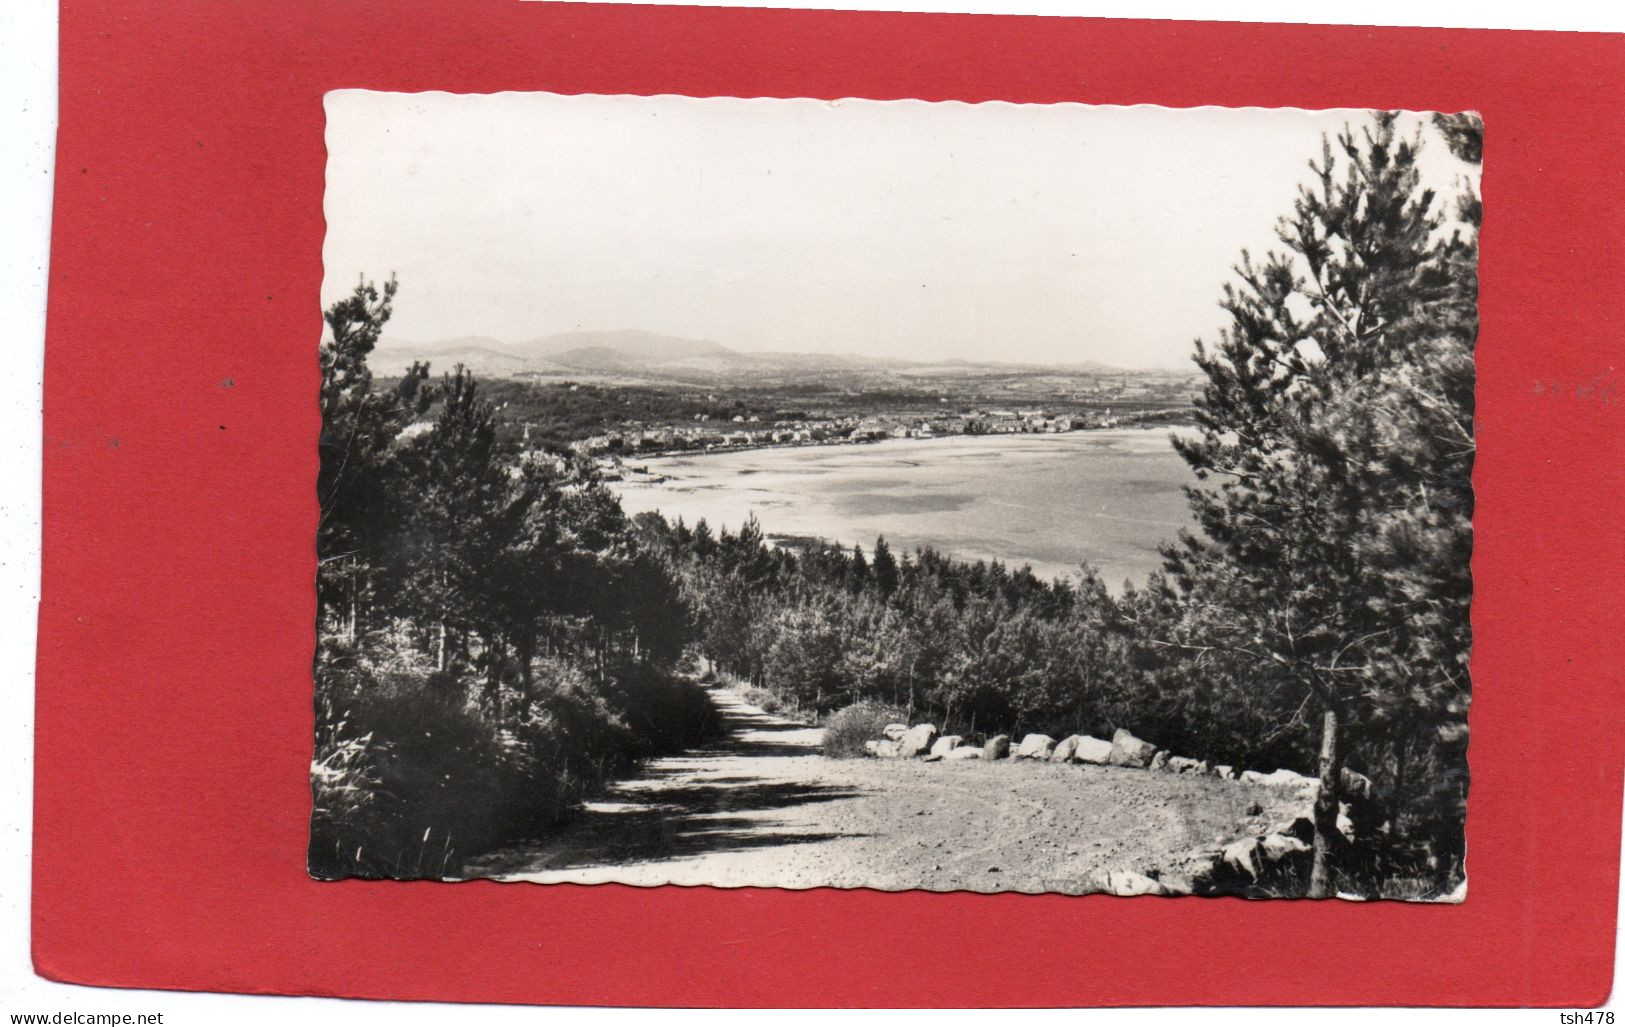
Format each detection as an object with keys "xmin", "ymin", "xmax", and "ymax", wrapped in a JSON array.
[{"xmin": 465, "ymin": 683, "xmax": 1305, "ymax": 893}]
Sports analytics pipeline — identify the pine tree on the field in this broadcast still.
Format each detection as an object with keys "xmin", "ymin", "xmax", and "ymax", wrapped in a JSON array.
[
  {"xmin": 397, "ymin": 365, "xmax": 506, "ymax": 676},
  {"xmin": 845, "ymin": 543, "xmax": 871, "ymax": 594},
  {"xmin": 316, "ymin": 275, "xmax": 431, "ymax": 639},
  {"xmin": 871, "ymin": 535, "xmax": 900, "ymax": 598},
  {"xmin": 1164, "ymin": 113, "xmax": 1474, "ymax": 896}
]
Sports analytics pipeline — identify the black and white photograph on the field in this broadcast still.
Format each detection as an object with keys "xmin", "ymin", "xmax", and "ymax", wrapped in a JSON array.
[{"xmin": 312, "ymin": 91, "xmax": 1478, "ymax": 900}]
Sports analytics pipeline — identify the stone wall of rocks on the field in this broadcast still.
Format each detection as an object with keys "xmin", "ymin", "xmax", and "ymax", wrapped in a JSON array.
[{"xmin": 857, "ymin": 721, "xmax": 1378, "ymax": 897}]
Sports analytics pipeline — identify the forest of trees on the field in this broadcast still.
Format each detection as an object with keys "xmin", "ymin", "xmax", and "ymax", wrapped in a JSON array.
[
  {"xmin": 312, "ymin": 111, "xmax": 1476, "ymax": 897},
  {"xmin": 312, "ymin": 279, "xmax": 715, "ymax": 879}
]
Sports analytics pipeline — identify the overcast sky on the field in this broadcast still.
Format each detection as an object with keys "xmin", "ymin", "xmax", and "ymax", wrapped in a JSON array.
[{"xmin": 323, "ymin": 92, "xmax": 1477, "ymax": 369}]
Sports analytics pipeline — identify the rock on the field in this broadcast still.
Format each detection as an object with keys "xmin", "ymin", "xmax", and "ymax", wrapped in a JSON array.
[
  {"xmin": 1340, "ymin": 767, "xmax": 1375, "ymax": 804},
  {"xmin": 873, "ymin": 739, "xmax": 902, "ymax": 759},
  {"xmin": 882, "ymin": 723, "xmax": 909, "ymax": 741},
  {"xmin": 1337, "ymin": 803, "xmax": 1356, "ymax": 841},
  {"xmin": 929, "ymin": 735, "xmax": 964, "ymax": 758},
  {"xmin": 1183, "ymin": 850, "xmax": 1229, "ymax": 892},
  {"xmin": 921, "ymin": 753, "xmax": 944, "ymax": 763},
  {"xmin": 1242, "ymin": 768, "xmax": 1319, "ymax": 793},
  {"xmin": 898, "ymin": 723, "xmax": 938, "ymax": 758},
  {"xmin": 1149, "ymin": 750, "xmax": 1171, "ymax": 772},
  {"xmin": 1193, "ymin": 760, "xmax": 1212, "ymax": 775},
  {"xmin": 945, "ymin": 746, "xmax": 982, "ymax": 760},
  {"xmin": 982, "ymin": 734, "xmax": 1011, "ymax": 760},
  {"xmin": 863, "ymin": 740, "xmax": 880, "ymax": 755},
  {"xmin": 1221, "ymin": 837, "xmax": 1264, "ymax": 882},
  {"xmin": 1104, "ymin": 870, "xmax": 1171, "ymax": 896},
  {"xmin": 1268, "ymin": 816, "xmax": 1315, "ymax": 844},
  {"xmin": 1166, "ymin": 755, "xmax": 1201, "ymax": 774},
  {"xmin": 1108, "ymin": 728, "xmax": 1159, "ymax": 769},
  {"xmin": 1072, "ymin": 736, "xmax": 1115, "ymax": 764},
  {"xmin": 1016, "ymin": 733, "xmax": 1057, "ymax": 759},
  {"xmin": 1214, "ymin": 764, "xmax": 1237, "ymax": 780},
  {"xmin": 1260, "ymin": 833, "xmax": 1312, "ymax": 864},
  {"xmin": 1050, "ymin": 735, "xmax": 1082, "ymax": 762}
]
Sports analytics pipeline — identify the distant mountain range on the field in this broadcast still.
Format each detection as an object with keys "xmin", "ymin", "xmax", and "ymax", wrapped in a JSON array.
[{"xmin": 372, "ymin": 328, "xmax": 1182, "ymax": 385}]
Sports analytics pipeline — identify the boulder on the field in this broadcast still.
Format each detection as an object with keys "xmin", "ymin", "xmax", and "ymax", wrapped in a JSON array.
[
  {"xmin": 1214, "ymin": 765, "xmax": 1237, "ymax": 780},
  {"xmin": 982, "ymin": 734, "xmax": 1011, "ymax": 760},
  {"xmin": 1166, "ymin": 755, "xmax": 1201, "ymax": 774},
  {"xmin": 1016, "ymin": 734, "xmax": 1057, "ymax": 759},
  {"xmin": 1103, "ymin": 870, "xmax": 1171, "ymax": 897},
  {"xmin": 945, "ymin": 746, "xmax": 983, "ymax": 761},
  {"xmin": 1193, "ymin": 760, "xmax": 1213, "ymax": 776},
  {"xmin": 929, "ymin": 735, "xmax": 964, "ymax": 758},
  {"xmin": 873, "ymin": 739, "xmax": 902, "ymax": 759},
  {"xmin": 863, "ymin": 740, "xmax": 880, "ymax": 756},
  {"xmin": 1183, "ymin": 850, "xmax": 1229, "ymax": 893},
  {"xmin": 1220, "ymin": 837, "xmax": 1264, "ymax": 882},
  {"xmin": 1149, "ymin": 750, "xmax": 1171, "ymax": 772},
  {"xmin": 1260, "ymin": 833, "xmax": 1312, "ymax": 864},
  {"xmin": 1243, "ymin": 768, "xmax": 1319, "ymax": 793},
  {"xmin": 1072, "ymin": 736, "xmax": 1115, "ymax": 764},
  {"xmin": 1108, "ymin": 729, "xmax": 1159, "ymax": 769},
  {"xmin": 882, "ymin": 723, "xmax": 909, "ymax": 742},
  {"xmin": 1268, "ymin": 816, "xmax": 1315, "ymax": 844},
  {"xmin": 1340, "ymin": 767, "xmax": 1375, "ymax": 804},
  {"xmin": 898, "ymin": 724, "xmax": 938, "ymax": 758},
  {"xmin": 1050, "ymin": 735, "xmax": 1082, "ymax": 762}
]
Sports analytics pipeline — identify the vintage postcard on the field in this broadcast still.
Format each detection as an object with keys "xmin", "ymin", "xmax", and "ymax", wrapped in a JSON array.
[{"xmin": 312, "ymin": 91, "xmax": 1477, "ymax": 900}]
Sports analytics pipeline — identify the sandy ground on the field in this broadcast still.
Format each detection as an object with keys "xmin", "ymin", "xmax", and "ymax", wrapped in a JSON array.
[
  {"xmin": 465, "ymin": 683, "xmax": 1307, "ymax": 893},
  {"xmin": 608, "ymin": 429, "xmax": 1193, "ymax": 587}
]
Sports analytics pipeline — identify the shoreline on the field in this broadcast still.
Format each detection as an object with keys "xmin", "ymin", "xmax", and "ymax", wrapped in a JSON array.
[
  {"xmin": 599, "ymin": 420, "xmax": 1193, "ymax": 479},
  {"xmin": 605, "ymin": 426, "xmax": 1197, "ymax": 589}
]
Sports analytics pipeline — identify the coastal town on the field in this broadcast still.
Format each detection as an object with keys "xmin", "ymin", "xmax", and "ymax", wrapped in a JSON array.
[{"xmin": 557, "ymin": 404, "xmax": 1190, "ymax": 479}]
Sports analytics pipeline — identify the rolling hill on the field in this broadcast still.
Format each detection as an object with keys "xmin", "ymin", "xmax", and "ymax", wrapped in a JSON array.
[{"xmin": 369, "ymin": 328, "xmax": 1180, "ymax": 387}]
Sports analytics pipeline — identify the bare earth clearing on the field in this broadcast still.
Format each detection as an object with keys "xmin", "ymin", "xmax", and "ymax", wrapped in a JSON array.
[{"xmin": 466, "ymin": 683, "xmax": 1306, "ymax": 893}]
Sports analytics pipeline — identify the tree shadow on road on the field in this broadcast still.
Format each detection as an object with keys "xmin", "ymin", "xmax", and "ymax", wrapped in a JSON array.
[
  {"xmin": 470, "ymin": 774, "xmax": 867, "ymax": 874},
  {"xmin": 466, "ymin": 690, "xmax": 869, "ymax": 877}
]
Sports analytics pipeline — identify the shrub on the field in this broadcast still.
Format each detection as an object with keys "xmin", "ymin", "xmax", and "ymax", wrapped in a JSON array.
[
  {"xmin": 740, "ymin": 686, "xmax": 783, "ymax": 713},
  {"xmin": 822, "ymin": 701, "xmax": 908, "ymax": 759},
  {"xmin": 310, "ymin": 669, "xmax": 521, "ymax": 879},
  {"xmin": 310, "ymin": 636, "xmax": 721, "ymax": 880},
  {"xmin": 737, "ymin": 684, "xmax": 818, "ymax": 725}
]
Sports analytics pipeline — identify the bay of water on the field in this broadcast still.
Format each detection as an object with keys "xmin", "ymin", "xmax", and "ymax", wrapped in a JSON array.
[{"xmin": 610, "ymin": 428, "xmax": 1199, "ymax": 590}]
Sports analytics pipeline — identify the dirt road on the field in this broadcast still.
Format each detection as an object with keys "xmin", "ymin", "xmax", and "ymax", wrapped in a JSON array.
[{"xmin": 466, "ymin": 683, "xmax": 1305, "ymax": 893}]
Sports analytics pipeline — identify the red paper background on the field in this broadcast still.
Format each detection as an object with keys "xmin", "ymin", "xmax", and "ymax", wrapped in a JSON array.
[{"xmin": 33, "ymin": 0, "xmax": 1625, "ymax": 1007}]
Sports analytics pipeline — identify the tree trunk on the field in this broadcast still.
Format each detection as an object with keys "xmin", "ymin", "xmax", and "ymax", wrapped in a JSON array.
[
  {"xmin": 435, "ymin": 619, "xmax": 447, "ymax": 672},
  {"xmin": 1309, "ymin": 700, "xmax": 1345, "ymax": 898},
  {"xmin": 518, "ymin": 638, "xmax": 535, "ymax": 700},
  {"xmin": 345, "ymin": 561, "xmax": 358, "ymax": 642},
  {"xmin": 1387, "ymin": 738, "xmax": 1409, "ymax": 871},
  {"xmin": 484, "ymin": 635, "xmax": 504, "ymax": 722}
]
